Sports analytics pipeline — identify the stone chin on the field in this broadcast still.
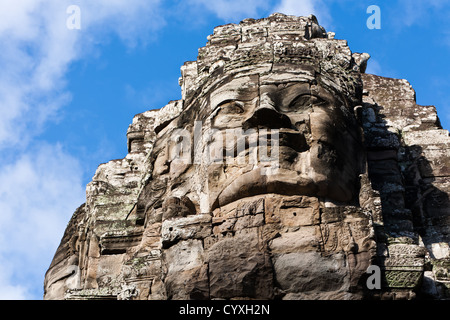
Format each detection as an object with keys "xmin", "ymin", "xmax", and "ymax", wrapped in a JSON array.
[{"xmin": 211, "ymin": 167, "xmax": 355, "ymax": 211}]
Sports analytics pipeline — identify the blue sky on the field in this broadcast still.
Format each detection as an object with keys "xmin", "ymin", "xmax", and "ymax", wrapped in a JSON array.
[{"xmin": 0, "ymin": 0, "xmax": 449, "ymax": 300}]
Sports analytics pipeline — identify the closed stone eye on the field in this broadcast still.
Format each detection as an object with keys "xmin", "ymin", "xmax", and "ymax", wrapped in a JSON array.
[
  {"xmin": 216, "ymin": 100, "xmax": 244, "ymax": 114},
  {"xmin": 283, "ymin": 94, "xmax": 327, "ymax": 112}
]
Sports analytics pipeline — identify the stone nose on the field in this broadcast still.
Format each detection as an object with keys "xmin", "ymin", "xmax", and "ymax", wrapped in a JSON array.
[{"xmin": 243, "ymin": 104, "xmax": 293, "ymax": 130}]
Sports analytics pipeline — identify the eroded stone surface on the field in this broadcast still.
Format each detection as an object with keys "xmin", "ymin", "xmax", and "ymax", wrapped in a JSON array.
[{"xmin": 44, "ymin": 13, "xmax": 450, "ymax": 300}]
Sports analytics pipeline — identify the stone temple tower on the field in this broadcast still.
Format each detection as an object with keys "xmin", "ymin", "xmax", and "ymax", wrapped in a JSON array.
[{"xmin": 44, "ymin": 13, "xmax": 450, "ymax": 300}]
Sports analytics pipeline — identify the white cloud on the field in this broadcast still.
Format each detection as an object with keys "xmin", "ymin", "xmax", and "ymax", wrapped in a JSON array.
[
  {"xmin": 0, "ymin": 277, "xmax": 28, "ymax": 300},
  {"xmin": 0, "ymin": 0, "xmax": 164, "ymax": 149},
  {"xmin": 0, "ymin": 144, "xmax": 85, "ymax": 299},
  {"xmin": 0, "ymin": 257, "xmax": 28, "ymax": 299},
  {"xmin": 274, "ymin": 0, "xmax": 331, "ymax": 29},
  {"xmin": 0, "ymin": 0, "xmax": 166, "ymax": 300},
  {"xmin": 393, "ymin": 0, "xmax": 450, "ymax": 28}
]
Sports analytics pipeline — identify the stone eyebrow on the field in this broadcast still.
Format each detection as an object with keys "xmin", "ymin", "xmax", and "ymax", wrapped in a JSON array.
[
  {"xmin": 217, "ymin": 99, "xmax": 236, "ymax": 107},
  {"xmin": 212, "ymin": 100, "xmax": 244, "ymax": 113},
  {"xmin": 217, "ymin": 99, "xmax": 244, "ymax": 107}
]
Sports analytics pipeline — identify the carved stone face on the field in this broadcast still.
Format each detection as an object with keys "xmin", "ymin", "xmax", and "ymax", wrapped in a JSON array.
[
  {"xmin": 175, "ymin": 69, "xmax": 363, "ymax": 212},
  {"xmin": 44, "ymin": 15, "xmax": 385, "ymax": 301},
  {"xmin": 147, "ymin": 67, "xmax": 367, "ymax": 299}
]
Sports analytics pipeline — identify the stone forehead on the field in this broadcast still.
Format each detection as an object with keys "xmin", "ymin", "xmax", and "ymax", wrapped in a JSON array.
[
  {"xmin": 179, "ymin": 13, "xmax": 363, "ymax": 106},
  {"xmin": 180, "ymin": 13, "xmax": 368, "ymax": 108}
]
